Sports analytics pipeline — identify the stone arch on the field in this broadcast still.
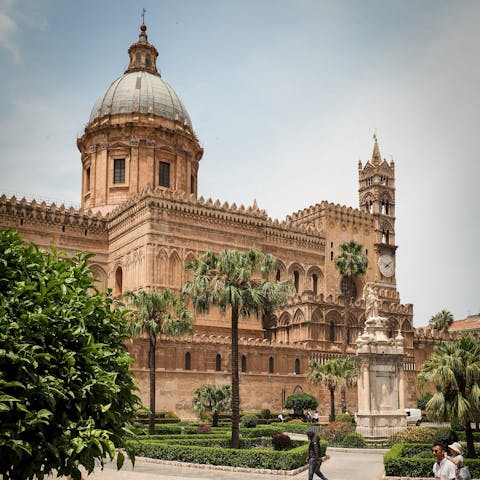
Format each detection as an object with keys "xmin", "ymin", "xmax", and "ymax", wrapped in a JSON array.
[
  {"xmin": 169, "ymin": 250, "xmax": 182, "ymax": 288},
  {"xmin": 293, "ymin": 309, "xmax": 305, "ymax": 324},
  {"xmin": 154, "ymin": 247, "xmax": 168, "ymax": 286},
  {"xmin": 184, "ymin": 251, "xmax": 196, "ymax": 282},
  {"xmin": 386, "ymin": 317, "xmax": 398, "ymax": 339},
  {"xmin": 325, "ymin": 310, "xmax": 342, "ymax": 343},
  {"xmin": 361, "ymin": 193, "xmax": 374, "ymax": 213},
  {"xmin": 89, "ymin": 263, "xmax": 107, "ymax": 291},
  {"xmin": 312, "ymin": 307, "xmax": 323, "ymax": 323},
  {"xmin": 288, "ymin": 262, "xmax": 305, "ymax": 293},
  {"xmin": 306, "ymin": 266, "xmax": 323, "ymax": 296},
  {"xmin": 279, "ymin": 312, "xmax": 291, "ymax": 327},
  {"xmin": 275, "ymin": 259, "xmax": 287, "ymax": 281},
  {"xmin": 114, "ymin": 265, "xmax": 123, "ymax": 297}
]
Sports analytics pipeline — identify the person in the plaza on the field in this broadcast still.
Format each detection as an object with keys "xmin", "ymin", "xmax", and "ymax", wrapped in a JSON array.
[
  {"xmin": 306, "ymin": 428, "xmax": 328, "ymax": 480},
  {"xmin": 446, "ymin": 442, "xmax": 470, "ymax": 480},
  {"xmin": 432, "ymin": 442, "xmax": 456, "ymax": 480}
]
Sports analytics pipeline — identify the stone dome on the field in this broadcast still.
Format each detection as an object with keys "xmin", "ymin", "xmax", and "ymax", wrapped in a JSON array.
[{"xmin": 88, "ymin": 70, "xmax": 192, "ymax": 128}]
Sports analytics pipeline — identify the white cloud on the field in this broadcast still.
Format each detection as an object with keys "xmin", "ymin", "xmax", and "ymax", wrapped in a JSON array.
[{"xmin": 0, "ymin": 11, "xmax": 20, "ymax": 63}]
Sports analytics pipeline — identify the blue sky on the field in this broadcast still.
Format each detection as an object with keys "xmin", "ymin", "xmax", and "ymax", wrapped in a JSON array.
[{"xmin": 1, "ymin": 0, "xmax": 479, "ymax": 327}]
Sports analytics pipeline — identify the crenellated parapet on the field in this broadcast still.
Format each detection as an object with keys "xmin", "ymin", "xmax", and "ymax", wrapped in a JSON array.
[
  {"xmin": 107, "ymin": 186, "xmax": 327, "ymax": 246},
  {"xmin": 0, "ymin": 194, "xmax": 108, "ymax": 232},
  {"xmin": 158, "ymin": 333, "xmax": 310, "ymax": 349},
  {"xmin": 285, "ymin": 200, "xmax": 374, "ymax": 232}
]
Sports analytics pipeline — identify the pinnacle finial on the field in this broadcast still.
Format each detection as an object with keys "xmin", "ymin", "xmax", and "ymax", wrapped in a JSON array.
[
  {"xmin": 371, "ymin": 130, "xmax": 382, "ymax": 165},
  {"xmin": 141, "ymin": 8, "xmax": 146, "ymax": 25}
]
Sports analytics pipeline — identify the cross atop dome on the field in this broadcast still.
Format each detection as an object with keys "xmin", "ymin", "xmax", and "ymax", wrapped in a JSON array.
[{"xmin": 125, "ymin": 21, "xmax": 160, "ymax": 76}]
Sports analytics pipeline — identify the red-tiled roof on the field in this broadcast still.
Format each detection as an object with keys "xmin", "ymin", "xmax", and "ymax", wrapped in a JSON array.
[{"xmin": 450, "ymin": 315, "xmax": 480, "ymax": 331}]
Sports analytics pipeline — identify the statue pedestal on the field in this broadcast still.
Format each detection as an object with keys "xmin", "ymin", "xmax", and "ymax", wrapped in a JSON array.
[{"xmin": 355, "ymin": 285, "xmax": 407, "ymax": 442}]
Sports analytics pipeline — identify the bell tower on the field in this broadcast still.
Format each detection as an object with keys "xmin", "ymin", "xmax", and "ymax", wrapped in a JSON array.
[{"xmin": 358, "ymin": 135, "xmax": 397, "ymax": 285}]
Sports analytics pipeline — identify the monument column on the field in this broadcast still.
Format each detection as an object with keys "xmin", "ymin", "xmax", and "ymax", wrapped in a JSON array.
[{"xmin": 355, "ymin": 283, "xmax": 407, "ymax": 441}]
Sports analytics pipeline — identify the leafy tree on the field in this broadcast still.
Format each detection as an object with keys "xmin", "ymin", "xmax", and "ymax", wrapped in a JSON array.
[
  {"xmin": 417, "ymin": 334, "xmax": 480, "ymax": 457},
  {"xmin": 183, "ymin": 249, "xmax": 293, "ymax": 448},
  {"xmin": 284, "ymin": 393, "xmax": 318, "ymax": 417},
  {"xmin": 192, "ymin": 384, "xmax": 231, "ymax": 427},
  {"xmin": 417, "ymin": 392, "xmax": 433, "ymax": 411},
  {"xmin": 0, "ymin": 229, "xmax": 141, "ymax": 480},
  {"xmin": 335, "ymin": 240, "xmax": 368, "ymax": 351},
  {"xmin": 308, "ymin": 357, "xmax": 358, "ymax": 422},
  {"xmin": 429, "ymin": 309, "xmax": 454, "ymax": 333},
  {"xmin": 126, "ymin": 289, "xmax": 192, "ymax": 435}
]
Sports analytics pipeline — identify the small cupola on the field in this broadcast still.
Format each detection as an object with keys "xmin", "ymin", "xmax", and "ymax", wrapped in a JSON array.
[{"xmin": 126, "ymin": 24, "xmax": 159, "ymax": 76}]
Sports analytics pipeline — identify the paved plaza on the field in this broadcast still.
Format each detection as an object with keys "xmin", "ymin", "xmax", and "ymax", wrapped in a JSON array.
[{"xmin": 61, "ymin": 448, "xmax": 386, "ymax": 480}]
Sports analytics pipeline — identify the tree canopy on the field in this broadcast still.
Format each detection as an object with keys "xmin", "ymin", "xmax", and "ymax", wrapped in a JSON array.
[
  {"xmin": 183, "ymin": 249, "xmax": 293, "ymax": 448},
  {"xmin": 192, "ymin": 384, "xmax": 231, "ymax": 427},
  {"xmin": 126, "ymin": 289, "xmax": 192, "ymax": 434},
  {"xmin": 308, "ymin": 357, "xmax": 357, "ymax": 421},
  {"xmin": 429, "ymin": 309, "xmax": 454, "ymax": 333},
  {"xmin": 417, "ymin": 334, "xmax": 480, "ymax": 457},
  {"xmin": 0, "ymin": 229, "xmax": 141, "ymax": 480},
  {"xmin": 284, "ymin": 393, "xmax": 318, "ymax": 414}
]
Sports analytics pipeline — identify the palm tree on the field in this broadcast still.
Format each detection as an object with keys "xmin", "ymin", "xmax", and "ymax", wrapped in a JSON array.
[
  {"xmin": 126, "ymin": 289, "xmax": 193, "ymax": 435},
  {"xmin": 183, "ymin": 249, "xmax": 293, "ymax": 448},
  {"xmin": 335, "ymin": 240, "xmax": 368, "ymax": 351},
  {"xmin": 429, "ymin": 309, "xmax": 454, "ymax": 333},
  {"xmin": 417, "ymin": 334, "xmax": 480, "ymax": 458},
  {"xmin": 308, "ymin": 357, "xmax": 358, "ymax": 421},
  {"xmin": 192, "ymin": 384, "xmax": 232, "ymax": 427}
]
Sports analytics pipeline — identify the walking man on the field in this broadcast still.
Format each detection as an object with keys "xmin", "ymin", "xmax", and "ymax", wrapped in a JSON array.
[
  {"xmin": 306, "ymin": 428, "xmax": 328, "ymax": 480},
  {"xmin": 432, "ymin": 442, "xmax": 456, "ymax": 480}
]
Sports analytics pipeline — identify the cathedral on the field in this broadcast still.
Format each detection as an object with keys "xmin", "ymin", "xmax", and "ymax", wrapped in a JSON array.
[{"xmin": 0, "ymin": 24, "xmax": 446, "ymax": 419}]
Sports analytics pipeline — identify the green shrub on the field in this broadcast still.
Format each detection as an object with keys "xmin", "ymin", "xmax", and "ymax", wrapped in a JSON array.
[
  {"xmin": 317, "ymin": 421, "xmax": 354, "ymax": 444},
  {"xmin": 387, "ymin": 426, "xmax": 435, "ymax": 446},
  {"xmin": 432, "ymin": 427, "xmax": 458, "ymax": 447},
  {"xmin": 272, "ymin": 433, "xmax": 292, "ymax": 451},
  {"xmin": 241, "ymin": 414, "xmax": 259, "ymax": 428},
  {"xmin": 260, "ymin": 408, "xmax": 272, "ymax": 419},
  {"xmin": 335, "ymin": 413, "xmax": 355, "ymax": 423},
  {"xmin": 128, "ymin": 441, "xmax": 313, "ymax": 470},
  {"xmin": 384, "ymin": 443, "xmax": 480, "ymax": 478},
  {"xmin": 239, "ymin": 425, "xmax": 283, "ymax": 437},
  {"xmin": 341, "ymin": 432, "xmax": 367, "ymax": 448}
]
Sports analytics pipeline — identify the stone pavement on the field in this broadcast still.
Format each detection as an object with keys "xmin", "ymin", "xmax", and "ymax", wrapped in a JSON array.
[{"xmin": 64, "ymin": 448, "xmax": 387, "ymax": 480}]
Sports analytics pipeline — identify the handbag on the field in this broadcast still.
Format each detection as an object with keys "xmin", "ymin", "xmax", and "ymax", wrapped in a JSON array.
[{"xmin": 458, "ymin": 465, "xmax": 471, "ymax": 480}]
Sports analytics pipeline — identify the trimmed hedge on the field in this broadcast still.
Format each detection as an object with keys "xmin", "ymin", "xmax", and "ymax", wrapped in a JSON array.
[
  {"xmin": 127, "ymin": 441, "xmax": 325, "ymax": 470},
  {"xmin": 384, "ymin": 443, "xmax": 480, "ymax": 478},
  {"xmin": 282, "ymin": 422, "xmax": 324, "ymax": 435}
]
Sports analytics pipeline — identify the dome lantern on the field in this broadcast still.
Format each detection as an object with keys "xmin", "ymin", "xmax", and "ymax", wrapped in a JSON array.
[{"xmin": 126, "ymin": 23, "xmax": 159, "ymax": 76}]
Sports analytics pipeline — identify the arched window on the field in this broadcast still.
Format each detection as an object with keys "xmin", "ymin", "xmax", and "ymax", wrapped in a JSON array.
[
  {"xmin": 135, "ymin": 52, "xmax": 141, "ymax": 66},
  {"xmin": 268, "ymin": 357, "xmax": 274, "ymax": 374},
  {"xmin": 241, "ymin": 355, "xmax": 247, "ymax": 373},
  {"xmin": 312, "ymin": 274, "xmax": 318, "ymax": 296},
  {"xmin": 146, "ymin": 54, "xmax": 151, "ymax": 67},
  {"xmin": 276, "ymin": 269, "xmax": 281, "ymax": 281},
  {"xmin": 295, "ymin": 358, "xmax": 301, "ymax": 375},
  {"xmin": 115, "ymin": 267, "xmax": 123, "ymax": 296},
  {"xmin": 328, "ymin": 321, "xmax": 335, "ymax": 342},
  {"xmin": 215, "ymin": 354, "xmax": 222, "ymax": 371},
  {"xmin": 185, "ymin": 352, "xmax": 191, "ymax": 370},
  {"xmin": 293, "ymin": 271, "xmax": 299, "ymax": 292}
]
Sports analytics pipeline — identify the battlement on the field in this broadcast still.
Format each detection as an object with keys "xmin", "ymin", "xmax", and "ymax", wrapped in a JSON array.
[
  {"xmin": 286, "ymin": 200, "xmax": 374, "ymax": 230},
  {"xmin": 0, "ymin": 194, "xmax": 108, "ymax": 231}
]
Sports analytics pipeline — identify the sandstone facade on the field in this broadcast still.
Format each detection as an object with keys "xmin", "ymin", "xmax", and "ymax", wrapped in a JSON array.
[{"xmin": 0, "ymin": 23, "xmax": 457, "ymax": 420}]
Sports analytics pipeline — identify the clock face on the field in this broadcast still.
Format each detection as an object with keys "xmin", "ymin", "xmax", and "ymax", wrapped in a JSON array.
[{"xmin": 378, "ymin": 254, "xmax": 395, "ymax": 278}]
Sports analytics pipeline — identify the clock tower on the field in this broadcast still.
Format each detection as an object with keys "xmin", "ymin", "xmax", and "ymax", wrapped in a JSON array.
[{"xmin": 358, "ymin": 135, "xmax": 397, "ymax": 285}]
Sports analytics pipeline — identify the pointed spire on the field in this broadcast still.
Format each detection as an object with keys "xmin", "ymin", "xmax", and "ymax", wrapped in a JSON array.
[{"xmin": 371, "ymin": 132, "xmax": 382, "ymax": 165}]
